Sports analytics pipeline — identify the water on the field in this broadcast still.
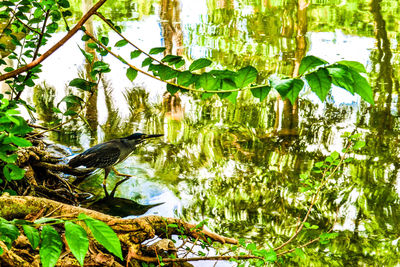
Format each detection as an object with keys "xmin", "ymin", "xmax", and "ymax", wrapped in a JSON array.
[{"xmin": 16, "ymin": 0, "xmax": 400, "ymax": 265}]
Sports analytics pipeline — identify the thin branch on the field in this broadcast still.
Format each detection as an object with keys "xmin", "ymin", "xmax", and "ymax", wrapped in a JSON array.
[
  {"xmin": 9, "ymin": 9, "xmax": 42, "ymax": 35},
  {"xmin": 0, "ymin": 0, "xmax": 108, "ymax": 82},
  {"xmin": 273, "ymin": 143, "xmax": 351, "ymax": 251},
  {"xmin": 131, "ymin": 253, "xmax": 262, "ymax": 263},
  {"xmin": 95, "ymin": 12, "xmax": 163, "ymax": 65}
]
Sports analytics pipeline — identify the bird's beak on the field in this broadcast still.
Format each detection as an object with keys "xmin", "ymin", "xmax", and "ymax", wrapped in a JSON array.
[{"xmin": 143, "ymin": 134, "xmax": 163, "ymax": 139}]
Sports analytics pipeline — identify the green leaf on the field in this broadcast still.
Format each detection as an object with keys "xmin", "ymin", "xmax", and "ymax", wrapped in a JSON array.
[
  {"xmin": 126, "ymin": 67, "xmax": 138, "ymax": 82},
  {"xmin": 264, "ymin": 250, "xmax": 277, "ymax": 262},
  {"xmin": 226, "ymin": 91, "xmax": 238, "ymax": 104},
  {"xmin": 114, "ymin": 39, "xmax": 128, "ymax": 47},
  {"xmin": 326, "ymin": 65, "xmax": 354, "ymax": 94},
  {"xmin": 64, "ymin": 221, "xmax": 89, "ymax": 266},
  {"xmin": 69, "ymin": 78, "xmax": 96, "ymax": 92},
  {"xmin": 198, "ymin": 73, "xmax": 219, "ymax": 90},
  {"xmin": 167, "ymin": 84, "xmax": 180, "ymax": 95},
  {"xmin": 40, "ymin": 225, "xmax": 63, "ymax": 267},
  {"xmin": 299, "ymin": 56, "xmax": 328, "ymax": 76},
  {"xmin": 34, "ymin": 218, "xmax": 65, "ymax": 224},
  {"xmin": 78, "ymin": 214, "xmax": 123, "ymax": 260},
  {"xmin": 251, "ymin": 86, "xmax": 271, "ymax": 101},
  {"xmin": 9, "ymin": 135, "xmax": 32, "ymax": 147},
  {"xmin": 305, "ymin": 68, "xmax": 332, "ymax": 101},
  {"xmin": 295, "ymin": 248, "xmax": 306, "ymax": 259},
  {"xmin": 92, "ymin": 61, "xmax": 110, "ymax": 73},
  {"xmin": 3, "ymin": 163, "xmax": 25, "ymax": 181},
  {"xmin": 161, "ymin": 55, "xmax": 182, "ymax": 65},
  {"xmin": 130, "ymin": 50, "xmax": 141, "ymax": 59},
  {"xmin": 353, "ymin": 140, "xmax": 365, "ymax": 150},
  {"xmin": 348, "ymin": 69, "xmax": 374, "ymax": 104},
  {"xmin": 22, "ymin": 225, "xmax": 40, "ymax": 249},
  {"xmin": 189, "ymin": 58, "xmax": 212, "ymax": 72},
  {"xmin": 234, "ymin": 66, "xmax": 257, "ymax": 88},
  {"xmin": 275, "ymin": 78, "xmax": 304, "ymax": 104},
  {"xmin": 149, "ymin": 47, "xmax": 166, "ymax": 54},
  {"xmin": 157, "ymin": 65, "xmax": 178, "ymax": 80},
  {"xmin": 0, "ymin": 221, "xmax": 20, "ymax": 249},
  {"xmin": 78, "ymin": 46, "xmax": 93, "ymax": 64},
  {"xmin": 81, "ymin": 35, "xmax": 90, "ymax": 41},
  {"xmin": 58, "ymin": 95, "xmax": 84, "ymax": 109},
  {"xmin": 142, "ymin": 57, "xmax": 153, "ymax": 67},
  {"xmin": 331, "ymin": 151, "xmax": 340, "ymax": 160},
  {"xmin": 100, "ymin": 36, "xmax": 109, "ymax": 46},
  {"xmin": 177, "ymin": 71, "xmax": 193, "ymax": 86},
  {"xmin": 336, "ymin": 60, "xmax": 366, "ymax": 73},
  {"xmin": 174, "ymin": 59, "xmax": 185, "ymax": 68}
]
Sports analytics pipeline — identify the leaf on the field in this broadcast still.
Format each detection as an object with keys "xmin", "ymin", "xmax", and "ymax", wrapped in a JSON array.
[
  {"xmin": 189, "ymin": 58, "xmax": 212, "ymax": 72},
  {"xmin": 126, "ymin": 67, "xmax": 138, "ymax": 82},
  {"xmin": 305, "ymin": 68, "xmax": 332, "ymax": 101},
  {"xmin": 92, "ymin": 61, "xmax": 111, "ymax": 73},
  {"xmin": 295, "ymin": 248, "xmax": 306, "ymax": 259},
  {"xmin": 299, "ymin": 56, "xmax": 328, "ymax": 76},
  {"xmin": 162, "ymin": 55, "xmax": 182, "ymax": 64},
  {"xmin": 8, "ymin": 135, "xmax": 32, "ymax": 147},
  {"xmin": 198, "ymin": 73, "xmax": 219, "ymax": 90},
  {"xmin": 177, "ymin": 71, "xmax": 193, "ymax": 86},
  {"xmin": 275, "ymin": 78, "xmax": 304, "ymax": 103},
  {"xmin": 251, "ymin": 86, "xmax": 271, "ymax": 101},
  {"xmin": 3, "ymin": 163, "xmax": 25, "ymax": 181},
  {"xmin": 69, "ymin": 78, "xmax": 96, "ymax": 92},
  {"xmin": 40, "ymin": 225, "xmax": 63, "ymax": 267},
  {"xmin": 157, "ymin": 65, "xmax": 178, "ymax": 80},
  {"xmin": 142, "ymin": 57, "xmax": 153, "ymax": 67},
  {"xmin": 348, "ymin": 69, "xmax": 374, "ymax": 104},
  {"xmin": 100, "ymin": 36, "xmax": 109, "ymax": 46},
  {"xmin": 0, "ymin": 221, "xmax": 20, "ymax": 249},
  {"xmin": 114, "ymin": 39, "xmax": 128, "ymax": 47},
  {"xmin": 149, "ymin": 47, "xmax": 166, "ymax": 54},
  {"xmin": 78, "ymin": 214, "xmax": 123, "ymax": 260},
  {"xmin": 336, "ymin": 60, "xmax": 366, "ymax": 73},
  {"xmin": 22, "ymin": 225, "xmax": 40, "ymax": 249},
  {"xmin": 167, "ymin": 84, "xmax": 180, "ymax": 95},
  {"xmin": 58, "ymin": 95, "xmax": 84, "ymax": 109},
  {"xmin": 234, "ymin": 66, "xmax": 257, "ymax": 88},
  {"xmin": 78, "ymin": 46, "xmax": 93, "ymax": 64},
  {"xmin": 326, "ymin": 65, "xmax": 354, "ymax": 94},
  {"xmin": 174, "ymin": 59, "xmax": 185, "ymax": 68},
  {"xmin": 130, "ymin": 50, "xmax": 141, "ymax": 59},
  {"xmin": 226, "ymin": 91, "xmax": 238, "ymax": 104},
  {"xmin": 64, "ymin": 221, "xmax": 89, "ymax": 266},
  {"xmin": 34, "ymin": 218, "xmax": 65, "ymax": 224},
  {"xmin": 264, "ymin": 250, "xmax": 277, "ymax": 262}
]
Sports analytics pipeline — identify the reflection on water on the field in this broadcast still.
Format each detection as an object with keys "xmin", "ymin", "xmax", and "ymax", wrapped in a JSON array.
[{"xmin": 28, "ymin": 0, "xmax": 400, "ymax": 264}]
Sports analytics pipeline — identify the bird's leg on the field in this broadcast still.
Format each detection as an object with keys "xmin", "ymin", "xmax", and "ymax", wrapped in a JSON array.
[
  {"xmin": 103, "ymin": 167, "xmax": 111, "ymax": 198},
  {"xmin": 111, "ymin": 166, "xmax": 133, "ymax": 177},
  {"xmin": 109, "ymin": 177, "xmax": 130, "ymax": 198}
]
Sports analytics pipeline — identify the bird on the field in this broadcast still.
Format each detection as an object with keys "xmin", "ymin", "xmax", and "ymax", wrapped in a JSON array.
[{"xmin": 68, "ymin": 133, "xmax": 163, "ymax": 196}]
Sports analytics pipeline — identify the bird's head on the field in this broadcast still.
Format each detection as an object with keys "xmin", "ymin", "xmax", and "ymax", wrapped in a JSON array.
[{"xmin": 123, "ymin": 133, "xmax": 163, "ymax": 144}]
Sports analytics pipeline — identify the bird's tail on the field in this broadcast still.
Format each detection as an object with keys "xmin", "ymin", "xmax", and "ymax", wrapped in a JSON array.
[{"xmin": 68, "ymin": 155, "xmax": 82, "ymax": 167}]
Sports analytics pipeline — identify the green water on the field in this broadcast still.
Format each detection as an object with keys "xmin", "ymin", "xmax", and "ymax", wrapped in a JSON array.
[{"xmin": 27, "ymin": 0, "xmax": 400, "ymax": 265}]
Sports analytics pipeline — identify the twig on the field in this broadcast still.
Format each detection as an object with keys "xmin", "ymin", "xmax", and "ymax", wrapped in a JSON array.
[
  {"xmin": 273, "ymin": 143, "xmax": 352, "ymax": 251},
  {"xmin": 9, "ymin": 9, "xmax": 42, "ymax": 35},
  {"xmin": 0, "ymin": 0, "xmax": 108, "ymax": 82}
]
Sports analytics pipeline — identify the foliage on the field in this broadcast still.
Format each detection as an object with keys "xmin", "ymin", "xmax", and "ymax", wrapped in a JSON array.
[{"xmin": 0, "ymin": 213, "xmax": 122, "ymax": 267}]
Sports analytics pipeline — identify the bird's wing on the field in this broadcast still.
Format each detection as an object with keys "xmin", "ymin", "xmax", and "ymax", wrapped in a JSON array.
[{"xmin": 68, "ymin": 142, "xmax": 121, "ymax": 168}]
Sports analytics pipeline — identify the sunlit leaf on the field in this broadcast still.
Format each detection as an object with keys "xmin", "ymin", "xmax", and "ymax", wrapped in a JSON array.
[
  {"xmin": 305, "ymin": 68, "xmax": 332, "ymax": 101},
  {"xmin": 78, "ymin": 214, "xmax": 123, "ymax": 260},
  {"xmin": 275, "ymin": 78, "xmax": 304, "ymax": 104},
  {"xmin": 177, "ymin": 71, "xmax": 193, "ymax": 86},
  {"xmin": 189, "ymin": 58, "xmax": 212, "ymax": 72},
  {"xmin": 65, "ymin": 221, "xmax": 89, "ymax": 266},
  {"xmin": 157, "ymin": 65, "xmax": 178, "ymax": 80},
  {"xmin": 126, "ymin": 67, "xmax": 138, "ymax": 82},
  {"xmin": 226, "ymin": 91, "xmax": 238, "ymax": 104},
  {"xmin": 78, "ymin": 46, "xmax": 93, "ymax": 64},
  {"xmin": 40, "ymin": 225, "xmax": 63, "ymax": 267},
  {"xmin": 174, "ymin": 59, "xmax": 185, "ymax": 68},
  {"xmin": 295, "ymin": 248, "xmax": 306, "ymax": 259},
  {"xmin": 336, "ymin": 61, "xmax": 366, "ymax": 73},
  {"xmin": 251, "ymin": 86, "xmax": 271, "ymax": 101},
  {"xmin": 130, "ymin": 50, "xmax": 141, "ymax": 59},
  {"xmin": 69, "ymin": 78, "xmax": 96, "ymax": 92},
  {"xmin": 234, "ymin": 66, "xmax": 257, "ymax": 88},
  {"xmin": 8, "ymin": 135, "xmax": 31, "ymax": 147},
  {"xmin": 326, "ymin": 65, "xmax": 354, "ymax": 94},
  {"xmin": 142, "ymin": 57, "xmax": 153, "ymax": 67},
  {"xmin": 198, "ymin": 73, "xmax": 219, "ymax": 91},
  {"xmin": 22, "ymin": 225, "xmax": 40, "ymax": 249},
  {"xmin": 348, "ymin": 69, "xmax": 374, "ymax": 105},
  {"xmin": 114, "ymin": 39, "xmax": 128, "ymax": 47},
  {"xmin": 149, "ymin": 47, "xmax": 166, "ymax": 54},
  {"xmin": 299, "ymin": 56, "xmax": 328, "ymax": 76},
  {"xmin": 161, "ymin": 55, "xmax": 182, "ymax": 65}
]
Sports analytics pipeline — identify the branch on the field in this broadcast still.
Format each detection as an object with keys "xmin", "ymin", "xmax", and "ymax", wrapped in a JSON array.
[{"xmin": 0, "ymin": 0, "xmax": 108, "ymax": 82}]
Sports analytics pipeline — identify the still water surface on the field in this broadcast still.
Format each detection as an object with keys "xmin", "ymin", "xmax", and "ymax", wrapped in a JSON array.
[{"xmin": 26, "ymin": 0, "xmax": 400, "ymax": 265}]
